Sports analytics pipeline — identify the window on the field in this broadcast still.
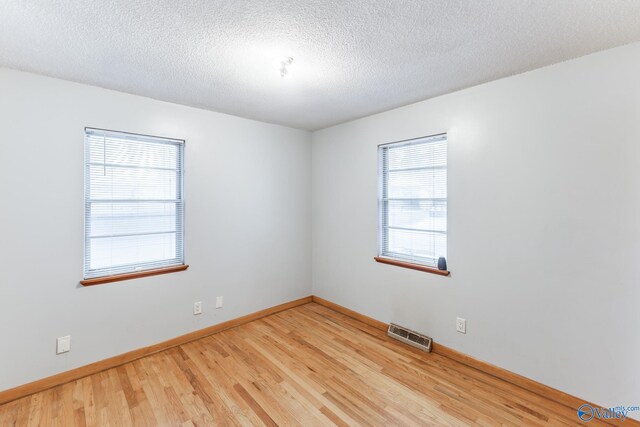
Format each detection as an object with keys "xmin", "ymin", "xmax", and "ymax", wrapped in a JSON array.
[
  {"xmin": 83, "ymin": 128, "xmax": 185, "ymax": 284},
  {"xmin": 377, "ymin": 134, "xmax": 447, "ymax": 272}
]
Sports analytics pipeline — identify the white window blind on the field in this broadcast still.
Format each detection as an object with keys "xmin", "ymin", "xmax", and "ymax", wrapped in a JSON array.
[
  {"xmin": 84, "ymin": 128, "xmax": 185, "ymax": 279},
  {"xmin": 378, "ymin": 134, "xmax": 447, "ymax": 267}
]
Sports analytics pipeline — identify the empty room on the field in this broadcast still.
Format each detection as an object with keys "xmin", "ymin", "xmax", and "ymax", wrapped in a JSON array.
[{"xmin": 1, "ymin": 1, "xmax": 639, "ymax": 426}]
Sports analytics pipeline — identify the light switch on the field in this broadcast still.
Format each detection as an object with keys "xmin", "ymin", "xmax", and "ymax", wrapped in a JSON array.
[{"xmin": 57, "ymin": 336, "xmax": 71, "ymax": 354}]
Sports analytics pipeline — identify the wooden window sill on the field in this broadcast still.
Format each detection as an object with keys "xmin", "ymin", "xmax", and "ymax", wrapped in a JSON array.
[
  {"xmin": 80, "ymin": 265, "xmax": 189, "ymax": 286},
  {"xmin": 374, "ymin": 257, "xmax": 450, "ymax": 276}
]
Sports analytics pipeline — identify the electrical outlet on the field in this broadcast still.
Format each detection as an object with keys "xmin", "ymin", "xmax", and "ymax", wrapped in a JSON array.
[
  {"xmin": 194, "ymin": 301, "xmax": 202, "ymax": 315},
  {"xmin": 56, "ymin": 336, "xmax": 71, "ymax": 354},
  {"xmin": 215, "ymin": 296, "xmax": 223, "ymax": 309},
  {"xmin": 456, "ymin": 317, "xmax": 466, "ymax": 334}
]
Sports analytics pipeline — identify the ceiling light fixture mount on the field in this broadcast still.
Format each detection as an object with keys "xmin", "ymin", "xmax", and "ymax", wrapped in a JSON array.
[{"xmin": 275, "ymin": 56, "xmax": 293, "ymax": 78}]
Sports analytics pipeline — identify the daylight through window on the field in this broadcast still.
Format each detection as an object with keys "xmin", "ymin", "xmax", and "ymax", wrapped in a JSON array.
[
  {"xmin": 83, "ymin": 128, "xmax": 185, "ymax": 279},
  {"xmin": 378, "ymin": 134, "xmax": 447, "ymax": 268}
]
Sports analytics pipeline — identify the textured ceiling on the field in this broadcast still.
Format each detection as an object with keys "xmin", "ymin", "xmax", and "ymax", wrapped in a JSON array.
[{"xmin": 1, "ymin": 1, "xmax": 640, "ymax": 130}]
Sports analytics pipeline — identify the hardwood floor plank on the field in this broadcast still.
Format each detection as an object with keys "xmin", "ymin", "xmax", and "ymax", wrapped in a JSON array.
[
  {"xmin": 180, "ymin": 340, "xmax": 263, "ymax": 426},
  {"xmin": 233, "ymin": 383, "xmax": 278, "ymax": 427},
  {"xmin": 245, "ymin": 334, "xmax": 360, "ymax": 426},
  {"xmin": 0, "ymin": 303, "xmax": 619, "ymax": 426}
]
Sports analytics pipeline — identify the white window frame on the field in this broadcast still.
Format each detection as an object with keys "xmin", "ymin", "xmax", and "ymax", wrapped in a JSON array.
[
  {"xmin": 377, "ymin": 133, "xmax": 447, "ymax": 270},
  {"xmin": 83, "ymin": 127, "xmax": 185, "ymax": 282}
]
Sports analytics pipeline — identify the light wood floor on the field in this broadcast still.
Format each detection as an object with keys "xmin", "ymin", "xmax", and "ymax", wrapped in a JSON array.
[{"xmin": 0, "ymin": 303, "xmax": 605, "ymax": 426}]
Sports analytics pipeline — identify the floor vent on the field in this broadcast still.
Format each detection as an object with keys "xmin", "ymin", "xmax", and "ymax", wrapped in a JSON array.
[{"xmin": 388, "ymin": 323, "xmax": 432, "ymax": 353}]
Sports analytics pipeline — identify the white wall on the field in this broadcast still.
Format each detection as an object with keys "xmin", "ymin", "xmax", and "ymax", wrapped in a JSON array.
[
  {"xmin": 0, "ymin": 68, "xmax": 312, "ymax": 391},
  {"xmin": 312, "ymin": 42, "xmax": 640, "ymax": 408}
]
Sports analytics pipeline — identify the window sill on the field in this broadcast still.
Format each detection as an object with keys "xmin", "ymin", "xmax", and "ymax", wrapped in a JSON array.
[
  {"xmin": 374, "ymin": 257, "xmax": 449, "ymax": 276},
  {"xmin": 80, "ymin": 265, "xmax": 189, "ymax": 286}
]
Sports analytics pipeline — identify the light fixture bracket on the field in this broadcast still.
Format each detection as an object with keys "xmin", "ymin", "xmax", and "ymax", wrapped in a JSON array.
[{"xmin": 275, "ymin": 57, "xmax": 293, "ymax": 78}]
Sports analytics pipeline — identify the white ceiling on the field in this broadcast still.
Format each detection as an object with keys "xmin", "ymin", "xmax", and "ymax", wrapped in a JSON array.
[{"xmin": 1, "ymin": 1, "xmax": 640, "ymax": 130}]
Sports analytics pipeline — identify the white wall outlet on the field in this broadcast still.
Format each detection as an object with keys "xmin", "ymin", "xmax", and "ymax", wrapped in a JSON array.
[
  {"xmin": 215, "ymin": 296, "xmax": 223, "ymax": 309},
  {"xmin": 456, "ymin": 317, "xmax": 466, "ymax": 334},
  {"xmin": 56, "ymin": 336, "xmax": 71, "ymax": 354},
  {"xmin": 193, "ymin": 301, "xmax": 202, "ymax": 315}
]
